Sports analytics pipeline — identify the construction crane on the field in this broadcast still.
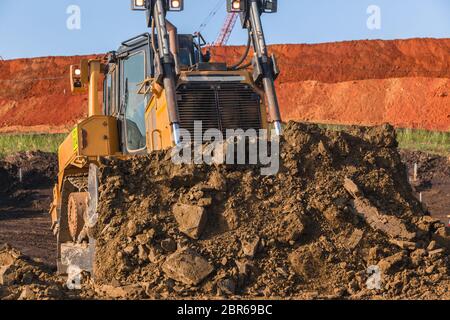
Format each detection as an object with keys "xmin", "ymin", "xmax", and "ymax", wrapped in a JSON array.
[{"xmin": 214, "ymin": 12, "xmax": 238, "ymax": 46}]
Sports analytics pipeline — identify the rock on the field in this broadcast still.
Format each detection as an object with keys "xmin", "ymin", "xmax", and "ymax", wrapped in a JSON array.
[
  {"xmin": 278, "ymin": 213, "xmax": 305, "ymax": 243},
  {"xmin": 289, "ymin": 245, "xmax": 322, "ymax": 279},
  {"xmin": 425, "ymin": 265, "xmax": 435, "ymax": 275},
  {"xmin": 377, "ymin": 252, "xmax": 407, "ymax": 274},
  {"xmin": 208, "ymin": 171, "xmax": 227, "ymax": 191},
  {"xmin": 162, "ymin": 249, "xmax": 214, "ymax": 286},
  {"xmin": 235, "ymin": 260, "xmax": 252, "ymax": 276},
  {"xmin": 161, "ymin": 238, "xmax": 177, "ymax": 253},
  {"xmin": 136, "ymin": 234, "xmax": 149, "ymax": 246},
  {"xmin": 344, "ymin": 178, "xmax": 363, "ymax": 198},
  {"xmin": 350, "ymin": 197, "xmax": 416, "ymax": 241},
  {"xmin": 123, "ymin": 245, "xmax": 135, "ymax": 255},
  {"xmin": 389, "ymin": 239, "xmax": 417, "ymax": 250},
  {"xmin": 346, "ymin": 229, "xmax": 364, "ymax": 250},
  {"xmin": 18, "ymin": 286, "xmax": 36, "ymax": 300},
  {"xmin": 0, "ymin": 265, "xmax": 16, "ymax": 286},
  {"xmin": 427, "ymin": 241, "xmax": 437, "ymax": 251},
  {"xmin": 241, "ymin": 237, "xmax": 260, "ymax": 258},
  {"xmin": 410, "ymin": 249, "xmax": 426, "ymax": 266},
  {"xmin": 97, "ymin": 284, "xmax": 145, "ymax": 299},
  {"xmin": 148, "ymin": 247, "xmax": 160, "ymax": 264},
  {"xmin": 197, "ymin": 197, "xmax": 213, "ymax": 207},
  {"xmin": 216, "ymin": 278, "xmax": 236, "ymax": 296},
  {"xmin": 172, "ymin": 203, "xmax": 207, "ymax": 239},
  {"xmin": 428, "ymin": 248, "xmax": 445, "ymax": 259},
  {"xmin": 0, "ymin": 249, "xmax": 19, "ymax": 266},
  {"xmin": 138, "ymin": 245, "xmax": 148, "ymax": 261},
  {"xmin": 126, "ymin": 221, "xmax": 139, "ymax": 237}
]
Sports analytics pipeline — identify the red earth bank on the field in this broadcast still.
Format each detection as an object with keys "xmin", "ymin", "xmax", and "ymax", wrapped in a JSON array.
[{"xmin": 0, "ymin": 38, "xmax": 449, "ymax": 133}]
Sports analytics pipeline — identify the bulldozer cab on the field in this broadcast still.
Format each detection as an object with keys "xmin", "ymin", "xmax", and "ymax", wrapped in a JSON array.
[{"xmin": 102, "ymin": 32, "xmax": 208, "ymax": 154}]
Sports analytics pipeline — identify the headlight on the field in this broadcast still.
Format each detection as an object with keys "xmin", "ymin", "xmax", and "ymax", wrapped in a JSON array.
[
  {"xmin": 263, "ymin": 0, "xmax": 278, "ymax": 13},
  {"xmin": 227, "ymin": 0, "xmax": 246, "ymax": 13},
  {"xmin": 131, "ymin": 0, "xmax": 147, "ymax": 11},
  {"xmin": 167, "ymin": 0, "xmax": 183, "ymax": 11}
]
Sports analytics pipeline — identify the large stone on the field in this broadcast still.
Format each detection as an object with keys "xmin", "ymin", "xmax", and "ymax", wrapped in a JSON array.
[
  {"xmin": 278, "ymin": 213, "xmax": 305, "ymax": 243},
  {"xmin": 377, "ymin": 252, "xmax": 407, "ymax": 274},
  {"xmin": 18, "ymin": 286, "xmax": 36, "ymax": 300},
  {"xmin": 0, "ymin": 248, "xmax": 20, "ymax": 266},
  {"xmin": 173, "ymin": 203, "xmax": 207, "ymax": 239},
  {"xmin": 350, "ymin": 198, "xmax": 416, "ymax": 241},
  {"xmin": 241, "ymin": 237, "xmax": 260, "ymax": 258},
  {"xmin": 344, "ymin": 178, "xmax": 363, "ymax": 198},
  {"xmin": 162, "ymin": 249, "xmax": 214, "ymax": 286},
  {"xmin": 289, "ymin": 245, "xmax": 322, "ymax": 279},
  {"xmin": 345, "ymin": 178, "xmax": 416, "ymax": 241},
  {"xmin": 0, "ymin": 265, "xmax": 16, "ymax": 286},
  {"xmin": 346, "ymin": 229, "xmax": 364, "ymax": 250}
]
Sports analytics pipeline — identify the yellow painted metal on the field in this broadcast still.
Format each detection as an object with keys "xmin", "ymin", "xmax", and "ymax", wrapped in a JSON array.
[
  {"xmin": 145, "ymin": 84, "xmax": 173, "ymax": 151},
  {"xmin": 88, "ymin": 60, "xmax": 103, "ymax": 117},
  {"xmin": 57, "ymin": 116, "xmax": 119, "ymax": 185}
]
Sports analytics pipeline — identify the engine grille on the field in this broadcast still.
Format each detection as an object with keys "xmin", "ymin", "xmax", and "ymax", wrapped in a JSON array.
[{"xmin": 176, "ymin": 82, "xmax": 262, "ymax": 136}]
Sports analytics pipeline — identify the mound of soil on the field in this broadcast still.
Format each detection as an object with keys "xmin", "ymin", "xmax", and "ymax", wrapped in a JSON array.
[
  {"xmin": 400, "ymin": 150, "xmax": 450, "ymax": 224},
  {"xmin": 0, "ymin": 151, "xmax": 57, "ymax": 198},
  {"xmin": 0, "ymin": 161, "xmax": 16, "ymax": 195},
  {"xmin": 0, "ymin": 245, "xmax": 84, "ymax": 300},
  {"xmin": 90, "ymin": 122, "xmax": 449, "ymax": 300},
  {"xmin": 3, "ymin": 151, "xmax": 58, "ymax": 189}
]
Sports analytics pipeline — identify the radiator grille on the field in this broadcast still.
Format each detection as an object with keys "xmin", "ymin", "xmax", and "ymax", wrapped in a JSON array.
[{"xmin": 176, "ymin": 82, "xmax": 262, "ymax": 135}]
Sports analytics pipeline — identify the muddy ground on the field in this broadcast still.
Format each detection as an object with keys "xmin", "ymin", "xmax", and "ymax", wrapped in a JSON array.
[
  {"xmin": 0, "ymin": 125, "xmax": 448, "ymax": 300},
  {"xmin": 0, "ymin": 152, "xmax": 57, "ymax": 266}
]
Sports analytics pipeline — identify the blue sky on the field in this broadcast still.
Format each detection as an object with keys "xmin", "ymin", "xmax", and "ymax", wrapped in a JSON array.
[{"xmin": 0, "ymin": 0, "xmax": 449, "ymax": 59}]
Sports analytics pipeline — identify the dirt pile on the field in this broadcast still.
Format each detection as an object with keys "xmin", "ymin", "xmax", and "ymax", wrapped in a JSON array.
[
  {"xmin": 0, "ymin": 151, "xmax": 57, "ymax": 202},
  {"xmin": 1, "ymin": 38, "xmax": 450, "ymax": 133},
  {"xmin": 90, "ymin": 122, "xmax": 449, "ymax": 300},
  {"xmin": 0, "ymin": 245, "xmax": 68, "ymax": 300},
  {"xmin": 400, "ymin": 150, "xmax": 450, "ymax": 224}
]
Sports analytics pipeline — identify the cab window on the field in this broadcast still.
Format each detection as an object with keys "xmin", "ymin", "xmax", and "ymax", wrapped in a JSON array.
[
  {"xmin": 122, "ymin": 50, "xmax": 146, "ymax": 152},
  {"xmin": 103, "ymin": 73, "xmax": 112, "ymax": 115}
]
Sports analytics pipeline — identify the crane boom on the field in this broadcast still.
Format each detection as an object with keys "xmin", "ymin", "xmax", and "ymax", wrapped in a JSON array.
[{"xmin": 214, "ymin": 12, "xmax": 238, "ymax": 46}]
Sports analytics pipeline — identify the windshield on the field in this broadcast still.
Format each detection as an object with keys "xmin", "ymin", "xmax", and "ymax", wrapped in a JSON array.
[{"xmin": 123, "ymin": 50, "xmax": 146, "ymax": 151}]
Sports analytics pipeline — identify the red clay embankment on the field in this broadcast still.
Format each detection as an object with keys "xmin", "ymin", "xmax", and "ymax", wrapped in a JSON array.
[{"xmin": 0, "ymin": 38, "xmax": 449, "ymax": 133}]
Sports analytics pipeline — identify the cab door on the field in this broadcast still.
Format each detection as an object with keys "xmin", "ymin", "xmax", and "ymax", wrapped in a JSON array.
[{"xmin": 119, "ymin": 47, "xmax": 148, "ymax": 154}]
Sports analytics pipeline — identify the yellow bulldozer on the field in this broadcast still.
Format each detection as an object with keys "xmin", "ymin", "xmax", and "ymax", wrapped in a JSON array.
[{"xmin": 49, "ymin": 0, "xmax": 282, "ymax": 275}]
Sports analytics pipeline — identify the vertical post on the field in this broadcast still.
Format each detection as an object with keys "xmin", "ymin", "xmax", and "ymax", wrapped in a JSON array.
[
  {"xmin": 88, "ymin": 60, "xmax": 102, "ymax": 116},
  {"xmin": 248, "ymin": 0, "xmax": 282, "ymax": 135},
  {"xmin": 154, "ymin": 0, "xmax": 181, "ymax": 145},
  {"xmin": 413, "ymin": 163, "xmax": 418, "ymax": 182}
]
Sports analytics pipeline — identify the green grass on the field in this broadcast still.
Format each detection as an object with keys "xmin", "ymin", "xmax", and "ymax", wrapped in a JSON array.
[
  {"xmin": 0, "ymin": 133, "xmax": 67, "ymax": 158},
  {"xmin": 0, "ymin": 126, "xmax": 449, "ymax": 158},
  {"xmin": 397, "ymin": 128, "xmax": 450, "ymax": 156}
]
